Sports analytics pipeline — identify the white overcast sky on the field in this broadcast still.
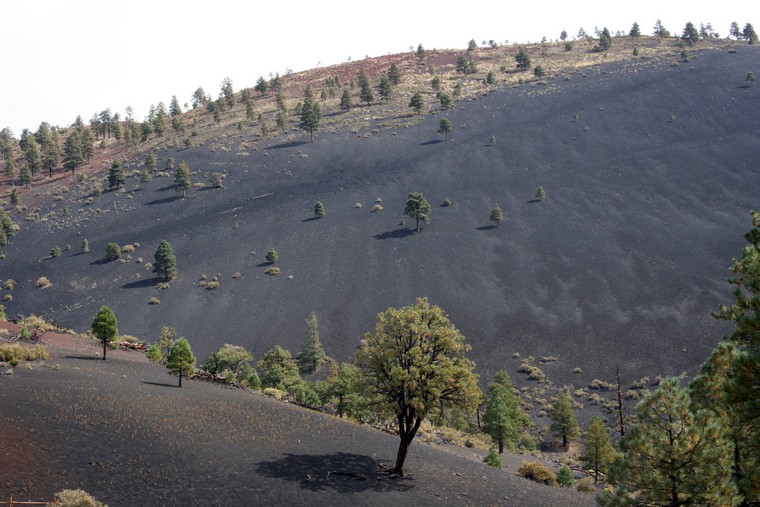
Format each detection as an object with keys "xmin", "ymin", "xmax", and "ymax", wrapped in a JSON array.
[{"xmin": 1, "ymin": 1, "xmax": 755, "ymax": 134}]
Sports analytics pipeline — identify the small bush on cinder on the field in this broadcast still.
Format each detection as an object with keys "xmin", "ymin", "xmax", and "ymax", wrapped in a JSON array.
[
  {"xmin": 483, "ymin": 448, "xmax": 502, "ymax": 469},
  {"xmin": 443, "ymin": 198, "xmax": 452, "ymax": 206},
  {"xmin": 576, "ymin": 476, "xmax": 595, "ymax": 493},
  {"xmin": 35, "ymin": 277, "xmax": 51, "ymax": 288},
  {"xmin": 50, "ymin": 246, "xmax": 61, "ymax": 258},
  {"xmin": 47, "ymin": 488, "xmax": 106, "ymax": 507},
  {"xmin": 557, "ymin": 465, "xmax": 574, "ymax": 488},
  {"xmin": 149, "ymin": 297, "xmax": 161, "ymax": 305},
  {"xmin": 105, "ymin": 242, "xmax": 121, "ymax": 261},
  {"xmin": 265, "ymin": 267, "xmax": 281, "ymax": 276},
  {"xmin": 518, "ymin": 461, "xmax": 557, "ymax": 486}
]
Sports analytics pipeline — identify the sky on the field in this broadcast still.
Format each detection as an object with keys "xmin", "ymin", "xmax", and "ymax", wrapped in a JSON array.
[{"xmin": 1, "ymin": 1, "xmax": 755, "ymax": 135}]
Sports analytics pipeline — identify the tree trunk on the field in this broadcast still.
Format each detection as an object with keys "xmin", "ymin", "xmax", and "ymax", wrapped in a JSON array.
[
  {"xmin": 498, "ymin": 438, "xmax": 504, "ymax": 454},
  {"xmin": 178, "ymin": 370, "xmax": 183, "ymax": 388},
  {"xmin": 392, "ymin": 434, "xmax": 413, "ymax": 476},
  {"xmin": 102, "ymin": 338, "xmax": 107, "ymax": 360},
  {"xmin": 562, "ymin": 432, "xmax": 568, "ymax": 448},
  {"xmin": 415, "ymin": 217, "xmax": 420, "ymax": 233}
]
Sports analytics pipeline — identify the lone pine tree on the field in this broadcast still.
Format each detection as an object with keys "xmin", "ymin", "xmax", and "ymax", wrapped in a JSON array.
[
  {"xmin": 167, "ymin": 338, "xmax": 195, "ymax": 387},
  {"xmin": 91, "ymin": 306, "xmax": 118, "ymax": 361},
  {"xmin": 356, "ymin": 298, "xmax": 480, "ymax": 475},
  {"xmin": 153, "ymin": 240, "xmax": 177, "ymax": 281},
  {"xmin": 404, "ymin": 192, "xmax": 431, "ymax": 233}
]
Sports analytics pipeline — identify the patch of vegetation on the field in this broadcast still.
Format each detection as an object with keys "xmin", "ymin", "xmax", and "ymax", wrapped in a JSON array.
[
  {"xmin": 518, "ymin": 461, "xmax": 557, "ymax": 486},
  {"xmin": 35, "ymin": 277, "xmax": 51, "ymax": 288},
  {"xmin": 0, "ymin": 343, "xmax": 49, "ymax": 365},
  {"xmin": 265, "ymin": 267, "xmax": 281, "ymax": 276}
]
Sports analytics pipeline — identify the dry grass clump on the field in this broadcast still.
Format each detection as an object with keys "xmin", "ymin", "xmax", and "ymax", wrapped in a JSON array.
[
  {"xmin": 576, "ymin": 476, "xmax": 596, "ymax": 493},
  {"xmin": 21, "ymin": 315, "xmax": 58, "ymax": 332},
  {"xmin": 589, "ymin": 379, "xmax": 615, "ymax": 390},
  {"xmin": 48, "ymin": 488, "xmax": 107, "ymax": 507},
  {"xmin": 539, "ymin": 356, "xmax": 558, "ymax": 363},
  {"xmin": 518, "ymin": 461, "xmax": 557, "ymax": 486},
  {"xmin": 206, "ymin": 280, "xmax": 220, "ymax": 290},
  {"xmin": 0, "ymin": 343, "xmax": 49, "ymax": 365},
  {"xmin": 263, "ymin": 387, "xmax": 285, "ymax": 399},
  {"xmin": 149, "ymin": 297, "xmax": 161, "ymax": 305},
  {"xmin": 265, "ymin": 267, "xmax": 281, "ymax": 276},
  {"xmin": 35, "ymin": 276, "xmax": 52, "ymax": 288},
  {"xmin": 3, "ymin": 279, "xmax": 16, "ymax": 290},
  {"xmin": 518, "ymin": 360, "xmax": 547, "ymax": 382}
]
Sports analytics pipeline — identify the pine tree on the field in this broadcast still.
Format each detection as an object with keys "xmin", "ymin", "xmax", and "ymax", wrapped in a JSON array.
[
  {"xmin": 580, "ymin": 416, "xmax": 616, "ymax": 483},
  {"xmin": 744, "ymin": 23, "xmax": 758, "ymax": 44},
  {"xmin": 437, "ymin": 118, "xmax": 452, "ymax": 141},
  {"xmin": 548, "ymin": 391, "xmax": 579, "ymax": 447},
  {"xmin": 166, "ymin": 338, "xmax": 195, "ymax": 387},
  {"xmin": 597, "ymin": 27, "xmax": 612, "ymax": 51},
  {"xmin": 191, "ymin": 87, "xmax": 208, "ymax": 108},
  {"xmin": 297, "ymin": 312, "xmax": 326, "ymax": 373},
  {"xmin": 378, "ymin": 75, "xmax": 392, "ymax": 102},
  {"xmin": 18, "ymin": 163, "xmax": 32, "ymax": 186},
  {"xmin": 355, "ymin": 298, "xmax": 480, "ymax": 476},
  {"xmin": 91, "ymin": 306, "xmax": 118, "ymax": 361},
  {"xmin": 601, "ymin": 378, "xmax": 739, "ymax": 506},
  {"xmin": 536, "ymin": 186, "xmax": 546, "ymax": 200},
  {"xmin": 339, "ymin": 89, "xmax": 352, "ymax": 112},
  {"xmin": 490, "ymin": 205, "xmax": 504, "ymax": 227},
  {"xmin": 63, "ymin": 131, "xmax": 84, "ymax": 175},
  {"xmin": 557, "ymin": 465, "xmax": 574, "ymax": 488},
  {"xmin": 10, "ymin": 187, "xmax": 19, "ymax": 206},
  {"xmin": 169, "ymin": 95, "xmax": 182, "ymax": 117},
  {"xmin": 653, "ymin": 19, "xmax": 670, "ymax": 39},
  {"xmin": 265, "ymin": 248, "xmax": 279, "ymax": 264},
  {"xmin": 298, "ymin": 93, "xmax": 321, "ymax": 143},
  {"xmin": 730, "ymin": 22, "xmax": 742, "ymax": 40},
  {"xmin": 690, "ymin": 343, "xmax": 757, "ymax": 503},
  {"xmin": 515, "ymin": 49, "xmax": 531, "ymax": 71},
  {"xmin": 220, "ymin": 77, "xmax": 234, "ymax": 108},
  {"xmin": 257, "ymin": 345, "xmax": 300, "ymax": 389},
  {"xmin": 314, "ymin": 201, "xmax": 325, "ymax": 218},
  {"xmin": 629, "ymin": 22, "xmax": 641, "ymax": 38},
  {"xmin": 711, "ymin": 210, "xmax": 760, "ymax": 501},
  {"xmin": 174, "ymin": 161, "xmax": 191, "ymax": 198},
  {"xmin": 388, "ymin": 63, "xmax": 401, "ymax": 85},
  {"xmin": 254, "ymin": 76, "xmax": 268, "ymax": 96},
  {"xmin": 416, "ymin": 43, "xmax": 425, "ymax": 62},
  {"xmin": 482, "ymin": 371, "xmax": 529, "ymax": 453},
  {"xmin": 153, "ymin": 239, "xmax": 177, "ymax": 281},
  {"xmin": 0, "ymin": 209, "xmax": 18, "ymax": 254},
  {"xmin": 107, "ymin": 160, "xmax": 125, "ymax": 189},
  {"xmin": 408, "ymin": 91, "xmax": 425, "ymax": 115},
  {"xmin": 682, "ymin": 22, "xmax": 700, "ymax": 45},
  {"xmin": 404, "ymin": 192, "xmax": 431, "ymax": 233},
  {"xmin": 358, "ymin": 70, "xmax": 374, "ymax": 106}
]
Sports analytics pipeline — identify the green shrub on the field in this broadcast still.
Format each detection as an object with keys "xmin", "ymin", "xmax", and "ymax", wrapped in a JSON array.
[
  {"xmin": 146, "ymin": 345, "xmax": 162, "ymax": 363},
  {"xmin": 518, "ymin": 432, "xmax": 537, "ymax": 451},
  {"xmin": 557, "ymin": 465, "xmax": 574, "ymax": 488},
  {"xmin": 534, "ymin": 65, "xmax": 545, "ymax": 77},
  {"xmin": 443, "ymin": 198, "xmax": 452, "ymax": 206},
  {"xmin": 149, "ymin": 297, "xmax": 160, "ymax": 305},
  {"xmin": 483, "ymin": 448, "xmax": 503, "ymax": 469},
  {"xmin": 266, "ymin": 248, "xmax": 279, "ymax": 263},
  {"xmin": 518, "ymin": 461, "xmax": 557, "ymax": 486},
  {"xmin": 105, "ymin": 242, "xmax": 121, "ymax": 261},
  {"xmin": 50, "ymin": 246, "xmax": 61, "ymax": 257}
]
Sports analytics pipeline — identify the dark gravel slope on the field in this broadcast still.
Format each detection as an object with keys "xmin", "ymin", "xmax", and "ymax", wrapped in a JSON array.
[{"xmin": 3, "ymin": 46, "xmax": 759, "ymax": 386}]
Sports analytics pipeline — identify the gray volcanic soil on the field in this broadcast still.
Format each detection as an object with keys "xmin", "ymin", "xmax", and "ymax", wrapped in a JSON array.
[
  {"xmin": 3, "ymin": 46, "xmax": 759, "ymax": 387},
  {"xmin": 0, "ymin": 333, "xmax": 592, "ymax": 506}
]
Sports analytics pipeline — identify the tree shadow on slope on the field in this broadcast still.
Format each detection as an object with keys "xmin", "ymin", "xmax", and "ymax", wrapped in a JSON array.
[
  {"xmin": 267, "ymin": 140, "xmax": 309, "ymax": 150},
  {"xmin": 374, "ymin": 228, "xmax": 416, "ymax": 240},
  {"xmin": 476, "ymin": 225, "xmax": 496, "ymax": 231},
  {"xmin": 420, "ymin": 140, "xmax": 443, "ymax": 146},
  {"xmin": 121, "ymin": 278, "xmax": 162, "ymax": 289},
  {"xmin": 145, "ymin": 196, "xmax": 182, "ymax": 206},
  {"xmin": 256, "ymin": 452, "xmax": 413, "ymax": 494}
]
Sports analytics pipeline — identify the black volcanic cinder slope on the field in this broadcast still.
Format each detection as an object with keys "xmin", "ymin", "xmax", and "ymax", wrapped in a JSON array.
[
  {"xmin": 3, "ymin": 47, "xmax": 759, "ymax": 386},
  {"xmin": 0, "ymin": 343, "xmax": 592, "ymax": 506}
]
